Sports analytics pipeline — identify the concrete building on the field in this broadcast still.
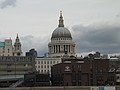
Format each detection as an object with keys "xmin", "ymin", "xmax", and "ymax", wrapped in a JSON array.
[
  {"xmin": 0, "ymin": 56, "xmax": 35, "ymax": 76},
  {"xmin": 0, "ymin": 34, "xmax": 22, "ymax": 56},
  {"xmin": 0, "ymin": 56, "xmax": 35, "ymax": 87},
  {"xmin": 35, "ymin": 11, "xmax": 75, "ymax": 74}
]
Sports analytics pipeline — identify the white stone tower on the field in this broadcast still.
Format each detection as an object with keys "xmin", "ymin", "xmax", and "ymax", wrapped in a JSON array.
[
  {"xmin": 4, "ymin": 38, "xmax": 13, "ymax": 56},
  {"xmin": 13, "ymin": 34, "xmax": 22, "ymax": 56},
  {"xmin": 48, "ymin": 11, "xmax": 75, "ymax": 57}
]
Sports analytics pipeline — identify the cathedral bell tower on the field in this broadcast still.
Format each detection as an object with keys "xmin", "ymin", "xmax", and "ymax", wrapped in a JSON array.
[{"xmin": 13, "ymin": 34, "xmax": 22, "ymax": 56}]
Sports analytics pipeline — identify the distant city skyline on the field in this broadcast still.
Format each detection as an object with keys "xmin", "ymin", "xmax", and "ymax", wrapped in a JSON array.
[{"xmin": 0, "ymin": 0, "xmax": 120, "ymax": 56}]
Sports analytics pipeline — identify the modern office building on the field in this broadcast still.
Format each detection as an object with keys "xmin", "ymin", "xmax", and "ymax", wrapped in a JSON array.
[{"xmin": 26, "ymin": 48, "xmax": 37, "ymax": 57}]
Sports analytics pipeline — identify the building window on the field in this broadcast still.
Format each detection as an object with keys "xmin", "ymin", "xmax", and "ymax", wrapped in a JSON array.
[
  {"xmin": 47, "ymin": 61, "xmax": 49, "ymax": 64},
  {"xmin": 78, "ymin": 71, "xmax": 81, "ymax": 80},
  {"xmin": 44, "ymin": 70, "xmax": 46, "ymax": 73},
  {"xmin": 53, "ymin": 61, "xmax": 55, "ymax": 64},
  {"xmin": 7, "ymin": 70, "xmax": 12, "ymax": 72},
  {"xmin": 50, "ymin": 61, "xmax": 52, "ymax": 64},
  {"xmin": 44, "ymin": 61, "xmax": 46, "ymax": 64},
  {"xmin": 72, "ymin": 71, "xmax": 76, "ymax": 80},
  {"xmin": 78, "ymin": 65, "xmax": 81, "ymax": 71},
  {"xmin": 72, "ymin": 65, "xmax": 75, "ymax": 71},
  {"xmin": 41, "ymin": 65, "xmax": 43, "ymax": 68},
  {"xmin": 90, "ymin": 74, "xmax": 93, "ymax": 78},
  {"xmin": 44, "ymin": 65, "xmax": 46, "ymax": 68},
  {"xmin": 8, "ymin": 49, "xmax": 9, "ymax": 53},
  {"xmin": 7, "ymin": 64, "xmax": 11, "ymax": 66},
  {"xmin": 47, "ymin": 70, "xmax": 49, "ymax": 73},
  {"xmin": 41, "ymin": 61, "xmax": 43, "ymax": 64}
]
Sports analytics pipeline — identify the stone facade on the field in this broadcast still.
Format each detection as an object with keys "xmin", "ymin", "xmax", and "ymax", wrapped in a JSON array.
[
  {"xmin": 35, "ymin": 57, "xmax": 61, "ymax": 74},
  {"xmin": 0, "ymin": 34, "xmax": 22, "ymax": 56},
  {"xmin": 48, "ymin": 11, "xmax": 75, "ymax": 57}
]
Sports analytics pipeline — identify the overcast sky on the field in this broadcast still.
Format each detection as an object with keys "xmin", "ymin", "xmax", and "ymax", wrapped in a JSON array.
[{"xmin": 0, "ymin": 0, "xmax": 120, "ymax": 56}]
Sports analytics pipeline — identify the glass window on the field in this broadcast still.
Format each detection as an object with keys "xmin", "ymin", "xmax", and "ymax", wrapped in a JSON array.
[
  {"xmin": 44, "ymin": 70, "xmax": 46, "ymax": 73},
  {"xmin": 47, "ymin": 70, "xmax": 49, "ymax": 73},
  {"xmin": 78, "ymin": 65, "xmax": 81, "ymax": 71},
  {"xmin": 44, "ymin": 65, "xmax": 46, "ymax": 68},
  {"xmin": 44, "ymin": 61, "xmax": 46, "ymax": 64},
  {"xmin": 8, "ymin": 49, "xmax": 9, "ymax": 53},
  {"xmin": 50, "ymin": 61, "xmax": 52, "ymax": 64},
  {"xmin": 53, "ymin": 61, "xmax": 55, "ymax": 64},
  {"xmin": 7, "ymin": 70, "xmax": 12, "ymax": 72}
]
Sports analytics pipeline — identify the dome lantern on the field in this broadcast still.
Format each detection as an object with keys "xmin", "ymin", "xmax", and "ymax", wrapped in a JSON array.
[
  {"xmin": 58, "ymin": 11, "xmax": 64, "ymax": 27},
  {"xmin": 51, "ymin": 11, "xmax": 72, "ymax": 39}
]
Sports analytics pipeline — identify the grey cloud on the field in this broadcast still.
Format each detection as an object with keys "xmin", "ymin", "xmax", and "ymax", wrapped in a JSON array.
[
  {"xmin": 71, "ymin": 23, "xmax": 120, "ymax": 54},
  {"xmin": 116, "ymin": 14, "xmax": 120, "ymax": 18},
  {"xmin": 19, "ymin": 22, "xmax": 120, "ymax": 56},
  {"xmin": 0, "ymin": 0, "xmax": 16, "ymax": 9},
  {"xmin": 20, "ymin": 35, "xmax": 48, "ymax": 56}
]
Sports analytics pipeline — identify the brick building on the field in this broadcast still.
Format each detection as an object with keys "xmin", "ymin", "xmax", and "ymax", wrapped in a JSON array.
[{"xmin": 51, "ymin": 55, "xmax": 115, "ymax": 86}]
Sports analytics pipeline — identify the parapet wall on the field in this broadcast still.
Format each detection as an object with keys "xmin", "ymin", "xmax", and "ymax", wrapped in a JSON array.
[{"xmin": 0, "ymin": 86, "xmax": 119, "ymax": 90}]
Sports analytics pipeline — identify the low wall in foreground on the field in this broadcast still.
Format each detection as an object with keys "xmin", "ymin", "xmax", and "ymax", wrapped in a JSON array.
[
  {"xmin": 0, "ymin": 86, "xmax": 90, "ymax": 90},
  {"xmin": 0, "ymin": 86, "xmax": 119, "ymax": 90}
]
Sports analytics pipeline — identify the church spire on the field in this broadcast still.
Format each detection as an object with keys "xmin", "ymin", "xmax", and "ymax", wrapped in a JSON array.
[
  {"xmin": 58, "ymin": 11, "xmax": 64, "ymax": 27},
  {"xmin": 17, "ymin": 33, "xmax": 19, "ymax": 39},
  {"xmin": 15, "ymin": 33, "xmax": 19, "ymax": 42},
  {"xmin": 13, "ymin": 34, "xmax": 22, "ymax": 56}
]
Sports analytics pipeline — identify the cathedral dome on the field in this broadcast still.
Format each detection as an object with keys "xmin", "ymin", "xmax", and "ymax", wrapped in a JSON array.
[
  {"xmin": 51, "ymin": 11, "xmax": 72, "ymax": 39},
  {"xmin": 51, "ymin": 27, "xmax": 72, "ymax": 39}
]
